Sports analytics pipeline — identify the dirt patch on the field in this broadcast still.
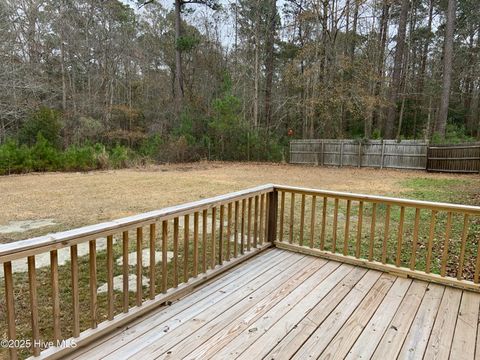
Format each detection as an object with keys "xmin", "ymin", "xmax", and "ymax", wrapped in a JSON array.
[{"xmin": 0, "ymin": 161, "xmax": 478, "ymax": 243}]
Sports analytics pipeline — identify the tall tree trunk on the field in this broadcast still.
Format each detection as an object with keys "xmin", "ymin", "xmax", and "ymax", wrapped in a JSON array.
[
  {"xmin": 371, "ymin": 0, "xmax": 390, "ymax": 135},
  {"xmin": 435, "ymin": 0, "xmax": 456, "ymax": 138},
  {"xmin": 350, "ymin": 0, "xmax": 359, "ymax": 61},
  {"xmin": 384, "ymin": 0, "xmax": 409, "ymax": 139},
  {"xmin": 174, "ymin": 0, "xmax": 184, "ymax": 117},
  {"xmin": 417, "ymin": 0, "xmax": 433, "ymax": 99},
  {"xmin": 264, "ymin": 0, "xmax": 276, "ymax": 131},
  {"xmin": 253, "ymin": 3, "xmax": 260, "ymax": 129}
]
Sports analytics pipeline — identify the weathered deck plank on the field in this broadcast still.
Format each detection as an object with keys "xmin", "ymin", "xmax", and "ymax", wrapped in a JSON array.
[{"xmin": 68, "ymin": 249, "xmax": 480, "ymax": 360}]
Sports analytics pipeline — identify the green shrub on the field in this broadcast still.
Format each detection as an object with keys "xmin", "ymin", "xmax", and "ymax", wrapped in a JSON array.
[
  {"xmin": 19, "ymin": 107, "xmax": 63, "ymax": 148},
  {"xmin": 110, "ymin": 144, "xmax": 131, "ymax": 169},
  {"xmin": 0, "ymin": 140, "xmax": 32, "ymax": 175},
  {"xmin": 29, "ymin": 134, "xmax": 61, "ymax": 171},
  {"xmin": 63, "ymin": 145, "xmax": 98, "ymax": 171}
]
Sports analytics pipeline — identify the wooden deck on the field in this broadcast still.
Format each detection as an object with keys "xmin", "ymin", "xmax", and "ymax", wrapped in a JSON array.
[{"xmin": 69, "ymin": 248, "xmax": 480, "ymax": 360}]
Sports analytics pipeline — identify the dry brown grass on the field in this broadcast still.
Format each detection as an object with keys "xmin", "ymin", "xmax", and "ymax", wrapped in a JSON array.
[
  {"xmin": 1, "ymin": 161, "xmax": 479, "ymax": 243},
  {"xmin": 1, "ymin": 162, "xmax": 479, "ymax": 359}
]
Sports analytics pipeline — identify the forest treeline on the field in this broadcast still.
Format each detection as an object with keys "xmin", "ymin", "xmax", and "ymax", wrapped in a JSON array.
[{"xmin": 0, "ymin": 0, "xmax": 479, "ymax": 173}]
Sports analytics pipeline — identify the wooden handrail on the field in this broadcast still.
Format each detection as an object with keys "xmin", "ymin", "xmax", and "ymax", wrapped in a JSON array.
[
  {"xmin": 274, "ymin": 184, "xmax": 480, "ymax": 293},
  {"xmin": 274, "ymin": 184, "xmax": 480, "ymax": 215},
  {"xmin": 1, "ymin": 183, "xmax": 480, "ymax": 359},
  {"xmin": 0, "ymin": 184, "xmax": 275, "ymax": 359},
  {"xmin": 0, "ymin": 184, "xmax": 274, "ymax": 263}
]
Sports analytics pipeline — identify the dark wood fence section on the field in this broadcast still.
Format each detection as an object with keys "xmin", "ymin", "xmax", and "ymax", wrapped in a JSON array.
[
  {"xmin": 427, "ymin": 143, "xmax": 480, "ymax": 173},
  {"xmin": 290, "ymin": 140, "xmax": 480, "ymax": 173}
]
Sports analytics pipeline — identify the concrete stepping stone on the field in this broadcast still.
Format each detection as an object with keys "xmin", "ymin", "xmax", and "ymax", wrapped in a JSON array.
[
  {"xmin": 0, "ymin": 219, "xmax": 57, "ymax": 234},
  {"xmin": 97, "ymin": 274, "xmax": 149, "ymax": 294}
]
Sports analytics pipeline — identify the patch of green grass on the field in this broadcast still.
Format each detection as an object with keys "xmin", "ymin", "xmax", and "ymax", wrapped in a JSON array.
[{"xmin": 399, "ymin": 178, "xmax": 474, "ymax": 204}]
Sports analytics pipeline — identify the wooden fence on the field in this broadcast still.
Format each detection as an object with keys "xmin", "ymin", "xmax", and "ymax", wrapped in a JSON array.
[
  {"xmin": 427, "ymin": 143, "xmax": 480, "ymax": 173},
  {"xmin": 290, "ymin": 139, "xmax": 428, "ymax": 170}
]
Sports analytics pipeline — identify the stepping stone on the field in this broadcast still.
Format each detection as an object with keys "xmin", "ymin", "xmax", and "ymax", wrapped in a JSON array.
[
  {"xmin": 97, "ymin": 274, "xmax": 149, "ymax": 294},
  {"xmin": 0, "ymin": 219, "xmax": 56, "ymax": 234},
  {"xmin": 116, "ymin": 249, "xmax": 174, "ymax": 267}
]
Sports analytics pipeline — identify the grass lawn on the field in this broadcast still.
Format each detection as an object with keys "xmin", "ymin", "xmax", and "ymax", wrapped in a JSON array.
[{"xmin": 0, "ymin": 162, "xmax": 479, "ymax": 359}]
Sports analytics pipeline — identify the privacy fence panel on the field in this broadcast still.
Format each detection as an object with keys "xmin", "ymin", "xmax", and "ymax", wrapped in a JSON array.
[
  {"xmin": 290, "ymin": 139, "xmax": 428, "ymax": 170},
  {"xmin": 427, "ymin": 143, "xmax": 480, "ymax": 173}
]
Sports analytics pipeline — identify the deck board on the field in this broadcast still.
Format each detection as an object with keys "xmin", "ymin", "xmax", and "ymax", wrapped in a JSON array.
[{"xmin": 70, "ymin": 248, "xmax": 480, "ymax": 360}]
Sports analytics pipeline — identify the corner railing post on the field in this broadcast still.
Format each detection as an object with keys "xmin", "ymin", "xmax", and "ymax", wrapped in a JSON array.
[{"xmin": 267, "ymin": 188, "xmax": 278, "ymax": 243}]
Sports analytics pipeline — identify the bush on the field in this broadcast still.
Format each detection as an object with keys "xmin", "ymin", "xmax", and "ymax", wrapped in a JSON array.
[
  {"xmin": 19, "ymin": 107, "xmax": 62, "ymax": 148},
  {"xmin": 110, "ymin": 144, "xmax": 131, "ymax": 169},
  {"xmin": 63, "ymin": 145, "xmax": 98, "ymax": 171},
  {"xmin": 0, "ymin": 140, "xmax": 32, "ymax": 175}
]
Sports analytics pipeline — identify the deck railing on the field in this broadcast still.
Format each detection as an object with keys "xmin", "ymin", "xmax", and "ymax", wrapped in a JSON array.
[
  {"xmin": 274, "ymin": 185, "xmax": 480, "ymax": 291},
  {"xmin": 1, "ymin": 183, "xmax": 480, "ymax": 359},
  {"xmin": 0, "ymin": 184, "xmax": 276, "ymax": 360}
]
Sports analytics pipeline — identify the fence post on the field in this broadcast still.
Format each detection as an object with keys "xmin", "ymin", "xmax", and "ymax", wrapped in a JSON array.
[
  {"xmin": 380, "ymin": 141, "xmax": 385, "ymax": 169},
  {"xmin": 321, "ymin": 141, "xmax": 324, "ymax": 166},
  {"xmin": 340, "ymin": 141, "xmax": 344, "ymax": 167},
  {"xmin": 267, "ymin": 189, "xmax": 278, "ymax": 243},
  {"xmin": 358, "ymin": 142, "xmax": 362, "ymax": 168}
]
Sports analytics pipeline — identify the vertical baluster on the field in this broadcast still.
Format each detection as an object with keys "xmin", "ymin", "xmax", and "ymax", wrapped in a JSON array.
[
  {"xmin": 194, "ymin": 212, "xmax": 199, "ymax": 276},
  {"xmin": 211, "ymin": 207, "xmax": 217, "ymax": 268},
  {"xmin": 265, "ymin": 192, "xmax": 270, "ymax": 241},
  {"xmin": 320, "ymin": 197, "xmax": 327, "ymax": 250},
  {"xmin": 368, "ymin": 203, "xmax": 377, "ymax": 261},
  {"xmin": 149, "ymin": 224, "xmax": 156, "ymax": 299},
  {"xmin": 289, "ymin": 192, "xmax": 295, "ymax": 244},
  {"xmin": 410, "ymin": 208, "xmax": 421, "ymax": 270},
  {"xmin": 458, "ymin": 214, "xmax": 470, "ymax": 280},
  {"xmin": 310, "ymin": 195, "xmax": 317, "ymax": 248},
  {"xmin": 332, "ymin": 198, "xmax": 339, "ymax": 252},
  {"xmin": 162, "ymin": 220, "xmax": 168, "ymax": 292},
  {"xmin": 254, "ymin": 196, "xmax": 259, "ymax": 248},
  {"xmin": 173, "ymin": 217, "xmax": 179, "ymax": 287},
  {"xmin": 70, "ymin": 245, "xmax": 80, "ymax": 337},
  {"xmin": 3, "ymin": 262, "xmax": 17, "ymax": 360},
  {"xmin": 89, "ymin": 241, "xmax": 97, "ymax": 327},
  {"xmin": 122, "ymin": 231, "xmax": 129, "ymax": 313},
  {"xmin": 136, "ymin": 228, "xmax": 143, "ymax": 306},
  {"xmin": 382, "ymin": 205, "xmax": 391, "ymax": 264},
  {"xmin": 299, "ymin": 194, "xmax": 306, "ymax": 246},
  {"xmin": 51, "ymin": 249, "xmax": 62, "ymax": 337},
  {"xmin": 241, "ymin": 199, "xmax": 246, "ymax": 254},
  {"xmin": 355, "ymin": 201, "xmax": 363, "ymax": 258},
  {"xmin": 202, "ymin": 209, "xmax": 207, "ymax": 271},
  {"xmin": 184, "ymin": 214, "xmax": 190, "ymax": 282},
  {"xmin": 28, "ymin": 256, "xmax": 40, "ymax": 356},
  {"xmin": 396, "ymin": 207, "xmax": 405, "ymax": 267},
  {"xmin": 219, "ymin": 205, "xmax": 224, "ymax": 264},
  {"xmin": 425, "ymin": 210, "xmax": 437, "ymax": 274},
  {"xmin": 343, "ymin": 200, "xmax": 351, "ymax": 256},
  {"xmin": 259, "ymin": 194, "xmax": 265, "ymax": 245},
  {"xmin": 227, "ymin": 204, "xmax": 232, "ymax": 260},
  {"xmin": 247, "ymin": 197, "xmax": 252, "ymax": 251},
  {"xmin": 474, "ymin": 224, "xmax": 480, "ymax": 283},
  {"xmin": 234, "ymin": 201, "xmax": 239, "ymax": 257},
  {"xmin": 107, "ymin": 235, "xmax": 114, "ymax": 319},
  {"xmin": 279, "ymin": 191, "xmax": 285, "ymax": 242},
  {"xmin": 440, "ymin": 212, "xmax": 453, "ymax": 277}
]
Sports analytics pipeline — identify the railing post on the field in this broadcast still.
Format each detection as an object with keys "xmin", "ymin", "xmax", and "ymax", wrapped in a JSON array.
[{"xmin": 267, "ymin": 189, "xmax": 278, "ymax": 243}]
